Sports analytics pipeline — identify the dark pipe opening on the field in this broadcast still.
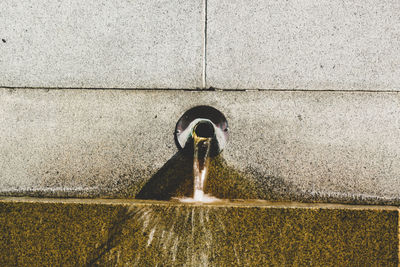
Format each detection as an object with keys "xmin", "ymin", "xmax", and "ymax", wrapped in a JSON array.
[
  {"xmin": 175, "ymin": 105, "xmax": 228, "ymax": 157},
  {"xmin": 194, "ymin": 121, "xmax": 214, "ymax": 138}
]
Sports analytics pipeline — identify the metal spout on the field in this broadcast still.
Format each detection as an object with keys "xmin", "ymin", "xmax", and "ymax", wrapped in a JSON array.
[
  {"xmin": 176, "ymin": 118, "xmax": 227, "ymax": 157},
  {"xmin": 175, "ymin": 106, "xmax": 228, "ymax": 157}
]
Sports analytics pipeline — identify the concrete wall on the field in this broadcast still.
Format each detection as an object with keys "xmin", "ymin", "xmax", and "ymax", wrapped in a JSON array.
[
  {"xmin": 1, "ymin": 0, "xmax": 399, "ymax": 90},
  {"xmin": 1, "ymin": 89, "xmax": 399, "ymax": 204},
  {"xmin": 0, "ymin": 0, "xmax": 203, "ymax": 88},
  {"xmin": 1, "ymin": 1, "xmax": 399, "ymax": 204},
  {"xmin": 207, "ymin": 0, "xmax": 400, "ymax": 90}
]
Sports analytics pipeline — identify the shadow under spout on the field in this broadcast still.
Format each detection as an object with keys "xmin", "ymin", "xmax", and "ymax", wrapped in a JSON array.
[
  {"xmin": 136, "ymin": 150, "xmax": 194, "ymax": 200},
  {"xmin": 135, "ymin": 149, "xmax": 264, "ymax": 201}
]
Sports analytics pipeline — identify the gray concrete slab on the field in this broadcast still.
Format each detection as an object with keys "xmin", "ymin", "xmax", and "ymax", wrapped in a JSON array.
[
  {"xmin": 207, "ymin": 0, "xmax": 400, "ymax": 91},
  {"xmin": 1, "ymin": 88, "xmax": 400, "ymax": 204},
  {"xmin": 0, "ymin": 0, "xmax": 203, "ymax": 89}
]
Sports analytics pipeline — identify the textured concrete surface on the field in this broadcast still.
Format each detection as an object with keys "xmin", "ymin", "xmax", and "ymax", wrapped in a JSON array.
[
  {"xmin": 1, "ymin": 88, "xmax": 400, "ymax": 204},
  {"xmin": 207, "ymin": 0, "xmax": 400, "ymax": 90},
  {"xmin": 0, "ymin": 198, "xmax": 398, "ymax": 266},
  {"xmin": 0, "ymin": 0, "xmax": 203, "ymax": 88}
]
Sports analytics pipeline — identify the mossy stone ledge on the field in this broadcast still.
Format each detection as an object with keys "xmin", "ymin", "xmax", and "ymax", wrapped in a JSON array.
[{"xmin": 0, "ymin": 198, "xmax": 398, "ymax": 266}]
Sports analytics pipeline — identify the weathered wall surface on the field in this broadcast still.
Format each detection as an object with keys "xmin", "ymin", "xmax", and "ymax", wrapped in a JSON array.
[
  {"xmin": 1, "ymin": 88, "xmax": 399, "ymax": 204},
  {"xmin": 207, "ymin": 0, "xmax": 400, "ymax": 90},
  {"xmin": 1, "ymin": 0, "xmax": 400, "ymax": 90},
  {"xmin": 0, "ymin": 0, "xmax": 203, "ymax": 89},
  {"xmin": 0, "ymin": 1, "xmax": 399, "ymax": 204}
]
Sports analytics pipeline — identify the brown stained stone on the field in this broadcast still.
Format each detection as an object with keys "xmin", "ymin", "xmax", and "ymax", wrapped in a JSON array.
[
  {"xmin": 0, "ymin": 198, "xmax": 398, "ymax": 266},
  {"xmin": 136, "ymin": 154, "xmax": 264, "ymax": 200},
  {"xmin": 205, "ymin": 156, "xmax": 264, "ymax": 200}
]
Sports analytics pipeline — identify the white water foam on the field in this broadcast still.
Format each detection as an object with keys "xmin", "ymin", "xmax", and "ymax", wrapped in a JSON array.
[{"xmin": 179, "ymin": 194, "xmax": 220, "ymax": 203}]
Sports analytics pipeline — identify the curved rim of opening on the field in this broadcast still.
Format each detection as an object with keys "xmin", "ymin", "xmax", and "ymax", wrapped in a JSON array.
[{"xmin": 174, "ymin": 105, "xmax": 229, "ymax": 151}]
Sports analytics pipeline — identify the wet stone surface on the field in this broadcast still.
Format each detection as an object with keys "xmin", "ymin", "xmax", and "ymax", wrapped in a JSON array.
[{"xmin": 0, "ymin": 198, "xmax": 398, "ymax": 266}]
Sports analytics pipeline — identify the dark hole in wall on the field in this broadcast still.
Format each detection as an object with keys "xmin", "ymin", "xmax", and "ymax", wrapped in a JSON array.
[{"xmin": 194, "ymin": 121, "xmax": 214, "ymax": 138}]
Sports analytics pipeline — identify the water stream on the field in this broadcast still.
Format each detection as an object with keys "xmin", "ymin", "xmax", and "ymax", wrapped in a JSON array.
[
  {"xmin": 193, "ymin": 135, "xmax": 211, "ymax": 201},
  {"xmin": 180, "ymin": 132, "xmax": 219, "ymax": 203}
]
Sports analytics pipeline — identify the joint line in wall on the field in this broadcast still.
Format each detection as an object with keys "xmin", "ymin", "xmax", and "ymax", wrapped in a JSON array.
[{"xmin": 202, "ymin": 0, "xmax": 208, "ymax": 89}]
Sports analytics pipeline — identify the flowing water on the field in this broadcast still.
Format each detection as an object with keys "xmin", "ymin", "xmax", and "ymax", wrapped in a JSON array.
[
  {"xmin": 180, "ymin": 132, "xmax": 219, "ymax": 203},
  {"xmin": 193, "ymin": 134, "xmax": 211, "ymax": 201}
]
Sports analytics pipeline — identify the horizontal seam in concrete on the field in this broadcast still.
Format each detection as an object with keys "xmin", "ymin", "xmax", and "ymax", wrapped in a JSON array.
[
  {"xmin": 213, "ymin": 88, "xmax": 400, "ymax": 93},
  {"xmin": 1, "ymin": 86, "xmax": 400, "ymax": 94}
]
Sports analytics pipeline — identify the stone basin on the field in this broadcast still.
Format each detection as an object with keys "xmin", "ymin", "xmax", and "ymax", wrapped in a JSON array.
[{"xmin": 0, "ymin": 197, "xmax": 398, "ymax": 266}]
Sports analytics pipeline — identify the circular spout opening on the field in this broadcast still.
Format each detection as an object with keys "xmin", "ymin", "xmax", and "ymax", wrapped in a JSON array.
[
  {"xmin": 193, "ymin": 121, "xmax": 215, "ymax": 138},
  {"xmin": 175, "ymin": 106, "xmax": 228, "ymax": 156}
]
